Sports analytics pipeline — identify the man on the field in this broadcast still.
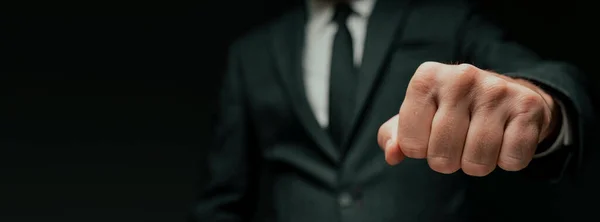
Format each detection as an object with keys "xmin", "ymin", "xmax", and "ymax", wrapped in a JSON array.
[{"xmin": 193, "ymin": 0, "xmax": 594, "ymax": 221}]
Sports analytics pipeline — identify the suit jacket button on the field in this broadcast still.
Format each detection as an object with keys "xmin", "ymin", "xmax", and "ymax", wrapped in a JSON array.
[{"xmin": 338, "ymin": 192, "xmax": 353, "ymax": 208}]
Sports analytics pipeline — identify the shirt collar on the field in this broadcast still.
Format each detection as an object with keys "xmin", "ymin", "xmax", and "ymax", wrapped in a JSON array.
[{"xmin": 307, "ymin": 0, "xmax": 376, "ymax": 19}]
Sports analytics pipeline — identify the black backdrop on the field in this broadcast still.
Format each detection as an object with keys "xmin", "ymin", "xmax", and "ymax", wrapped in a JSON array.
[{"xmin": 4, "ymin": 1, "xmax": 599, "ymax": 221}]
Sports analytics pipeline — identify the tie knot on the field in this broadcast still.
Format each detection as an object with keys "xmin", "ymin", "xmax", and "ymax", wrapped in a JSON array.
[{"xmin": 332, "ymin": 3, "xmax": 353, "ymax": 24}]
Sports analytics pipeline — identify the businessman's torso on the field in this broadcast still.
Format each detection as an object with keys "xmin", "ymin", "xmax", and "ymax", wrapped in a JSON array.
[{"xmin": 231, "ymin": 1, "xmax": 568, "ymax": 221}]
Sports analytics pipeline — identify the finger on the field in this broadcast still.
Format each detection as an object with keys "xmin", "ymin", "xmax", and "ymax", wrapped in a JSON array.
[
  {"xmin": 461, "ymin": 75, "xmax": 510, "ymax": 176},
  {"xmin": 378, "ymin": 115, "xmax": 404, "ymax": 165},
  {"xmin": 498, "ymin": 116, "xmax": 539, "ymax": 171},
  {"xmin": 397, "ymin": 62, "xmax": 440, "ymax": 159},
  {"xmin": 427, "ymin": 104, "xmax": 470, "ymax": 174},
  {"xmin": 498, "ymin": 95, "xmax": 545, "ymax": 171},
  {"xmin": 377, "ymin": 115, "xmax": 398, "ymax": 149},
  {"xmin": 461, "ymin": 109, "xmax": 506, "ymax": 177},
  {"xmin": 426, "ymin": 64, "xmax": 476, "ymax": 174}
]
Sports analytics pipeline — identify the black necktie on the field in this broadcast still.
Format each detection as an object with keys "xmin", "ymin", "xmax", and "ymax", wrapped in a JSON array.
[{"xmin": 328, "ymin": 3, "xmax": 356, "ymax": 148}]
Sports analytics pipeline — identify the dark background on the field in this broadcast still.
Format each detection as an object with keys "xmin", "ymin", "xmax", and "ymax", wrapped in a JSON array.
[{"xmin": 4, "ymin": 1, "xmax": 599, "ymax": 221}]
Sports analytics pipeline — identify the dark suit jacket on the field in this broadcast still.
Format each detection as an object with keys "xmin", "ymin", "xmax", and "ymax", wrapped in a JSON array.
[{"xmin": 193, "ymin": 0, "xmax": 594, "ymax": 221}]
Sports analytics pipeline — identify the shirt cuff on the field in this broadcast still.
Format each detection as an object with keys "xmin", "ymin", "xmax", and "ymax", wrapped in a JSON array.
[{"xmin": 533, "ymin": 99, "xmax": 572, "ymax": 158}]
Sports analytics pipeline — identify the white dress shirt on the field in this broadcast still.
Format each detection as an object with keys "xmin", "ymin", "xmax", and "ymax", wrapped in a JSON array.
[{"xmin": 302, "ymin": 0, "xmax": 571, "ymax": 156}]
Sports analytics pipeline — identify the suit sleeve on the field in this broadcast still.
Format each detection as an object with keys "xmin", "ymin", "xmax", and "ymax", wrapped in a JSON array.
[
  {"xmin": 190, "ymin": 43, "xmax": 257, "ymax": 222},
  {"xmin": 458, "ymin": 8, "xmax": 595, "ymax": 182}
]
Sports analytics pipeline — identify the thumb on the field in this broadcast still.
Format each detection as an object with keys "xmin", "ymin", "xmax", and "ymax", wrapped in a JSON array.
[{"xmin": 378, "ymin": 115, "xmax": 404, "ymax": 165}]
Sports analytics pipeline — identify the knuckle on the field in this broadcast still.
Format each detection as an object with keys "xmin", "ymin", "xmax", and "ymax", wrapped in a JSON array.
[
  {"xmin": 514, "ymin": 93, "xmax": 546, "ymax": 116},
  {"xmin": 461, "ymin": 160, "xmax": 495, "ymax": 177},
  {"xmin": 456, "ymin": 63, "xmax": 479, "ymax": 77},
  {"xmin": 482, "ymin": 77, "xmax": 510, "ymax": 99},
  {"xmin": 408, "ymin": 74, "xmax": 437, "ymax": 97},
  {"xmin": 408, "ymin": 62, "xmax": 440, "ymax": 95},
  {"xmin": 447, "ymin": 71, "xmax": 477, "ymax": 101},
  {"xmin": 398, "ymin": 137, "xmax": 428, "ymax": 158},
  {"xmin": 428, "ymin": 156, "xmax": 460, "ymax": 174},
  {"xmin": 497, "ymin": 156, "xmax": 528, "ymax": 171},
  {"xmin": 497, "ymin": 146, "xmax": 528, "ymax": 171},
  {"xmin": 474, "ymin": 77, "xmax": 510, "ymax": 110},
  {"xmin": 401, "ymin": 147, "xmax": 426, "ymax": 159},
  {"xmin": 416, "ymin": 61, "xmax": 442, "ymax": 75}
]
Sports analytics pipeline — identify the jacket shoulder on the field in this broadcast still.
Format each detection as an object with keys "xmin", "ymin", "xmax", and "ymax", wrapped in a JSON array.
[
  {"xmin": 229, "ymin": 8, "xmax": 302, "ymax": 56},
  {"xmin": 409, "ymin": 0, "xmax": 471, "ymax": 21},
  {"xmin": 401, "ymin": 0, "xmax": 472, "ymax": 40}
]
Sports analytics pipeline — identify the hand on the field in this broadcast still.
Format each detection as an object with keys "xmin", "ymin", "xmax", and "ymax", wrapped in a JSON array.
[{"xmin": 377, "ymin": 62, "xmax": 559, "ymax": 176}]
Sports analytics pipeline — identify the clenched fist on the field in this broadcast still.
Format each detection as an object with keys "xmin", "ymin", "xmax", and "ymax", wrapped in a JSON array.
[{"xmin": 378, "ymin": 62, "xmax": 560, "ymax": 176}]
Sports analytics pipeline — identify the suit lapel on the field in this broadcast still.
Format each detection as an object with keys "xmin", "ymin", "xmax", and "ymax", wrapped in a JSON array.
[
  {"xmin": 272, "ymin": 8, "xmax": 340, "ymax": 164},
  {"xmin": 343, "ymin": 0, "xmax": 412, "ymax": 148}
]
